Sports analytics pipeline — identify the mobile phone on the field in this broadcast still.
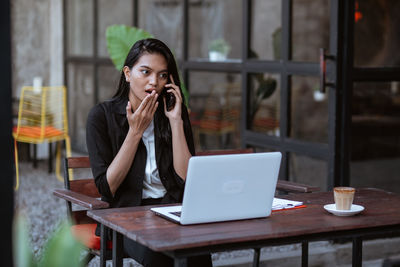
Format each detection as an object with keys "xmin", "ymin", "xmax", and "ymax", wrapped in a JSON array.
[
  {"xmin": 160, "ymin": 76, "xmax": 176, "ymax": 111},
  {"xmin": 163, "ymin": 88, "xmax": 176, "ymax": 112}
]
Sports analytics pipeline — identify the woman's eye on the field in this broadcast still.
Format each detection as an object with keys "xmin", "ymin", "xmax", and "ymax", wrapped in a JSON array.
[
  {"xmin": 141, "ymin": 69, "xmax": 149, "ymax": 74},
  {"xmin": 160, "ymin": 73, "xmax": 168, "ymax": 79}
]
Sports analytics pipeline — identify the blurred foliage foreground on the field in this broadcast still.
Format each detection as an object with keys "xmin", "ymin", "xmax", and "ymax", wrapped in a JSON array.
[{"xmin": 13, "ymin": 213, "xmax": 84, "ymax": 267}]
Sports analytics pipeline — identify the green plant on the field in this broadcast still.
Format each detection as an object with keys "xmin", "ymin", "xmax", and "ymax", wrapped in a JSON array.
[
  {"xmin": 208, "ymin": 38, "xmax": 231, "ymax": 55},
  {"xmin": 250, "ymin": 75, "xmax": 277, "ymax": 123},
  {"xmin": 106, "ymin": 24, "xmax": 189, "ymax": 105},
  {"xmin": 13, "ymin": 213, "xmax": 84, "ymax": 267},
  {"xmin": 106, "ymin": 25, "xmax": 153, "ymax": 72},
  {"xmin": 249, "ymin": 50, "xmax": 277, "ymax": 124}
]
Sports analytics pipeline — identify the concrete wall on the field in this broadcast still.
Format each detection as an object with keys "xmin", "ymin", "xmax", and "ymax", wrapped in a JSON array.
[
  {"xmin": 12, "ymin": 0, "xmax": 63, "ymax": 158},
  {"xmin": 12, "ymin": 0, "xmax": 63, "ymax": 98}
]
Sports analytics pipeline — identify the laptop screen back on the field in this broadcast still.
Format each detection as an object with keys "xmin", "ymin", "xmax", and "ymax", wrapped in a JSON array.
[{"xmin": 180, "ymin": 152, "xmax": 282, "ymax": 225}]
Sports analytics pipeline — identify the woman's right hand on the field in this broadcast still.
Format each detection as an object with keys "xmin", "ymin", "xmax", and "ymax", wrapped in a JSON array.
[{"xmin": 126, "ymin": 91, "xmax": 159, "ymax": 135}]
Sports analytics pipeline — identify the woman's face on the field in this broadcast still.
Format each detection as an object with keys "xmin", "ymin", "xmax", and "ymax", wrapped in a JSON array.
[{"xmin": 123, "ymin": 52, "xmax": 168, "ymax": 110}]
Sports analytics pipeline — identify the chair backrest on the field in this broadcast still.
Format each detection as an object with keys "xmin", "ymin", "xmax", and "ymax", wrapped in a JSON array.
[
  {"xmin": 13, "ymin": 86, "xmax": 69, "ymax": 143},
  {"xmin": 64, "ymin": 156, "xmax": 101, "ymax": 223},
  {"xmin": 64, "ymin": 156, "xmax": 100, "ymax": 198}
]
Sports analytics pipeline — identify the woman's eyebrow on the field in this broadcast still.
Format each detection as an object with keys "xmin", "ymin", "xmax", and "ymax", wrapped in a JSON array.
[{"xmin": 139, "ymin": 65, "xmax": 167, "ymax": 73}]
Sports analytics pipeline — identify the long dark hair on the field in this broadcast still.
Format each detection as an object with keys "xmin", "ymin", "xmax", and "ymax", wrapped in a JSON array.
[{"xmin": 113, "ymin": 38, "xmax": 186, "ymax": 149}]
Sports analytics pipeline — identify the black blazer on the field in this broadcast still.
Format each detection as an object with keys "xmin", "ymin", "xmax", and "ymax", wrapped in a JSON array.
[{"xmin": 86, "ymin": 97, "xmax": 195, "ymax": 210}]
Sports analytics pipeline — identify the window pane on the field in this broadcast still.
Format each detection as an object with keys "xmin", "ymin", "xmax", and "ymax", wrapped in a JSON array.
[
  {"xmin": 291, "ymin": 0, "xmax": 330, "ymax": 62},
  {"xmin": 250, "ymin": 0, "xmax": 281, "ymax": 60},
  {"xmin": 289, "ymin": 152, "xmax": 328, "ymax": 191},
  {"xmin": 188, "ymin": 0, "xmax": 242, "ymax": 61},
  {"xmin": 98, "ymin": 66, "xmax": 120, "ymax": 102},
  {"xmin": 350, "ymin": 82, "xmax": 400, "ymax": 193},
  {"xmin": 248, "ymin": 73, "xmax": 280, "ymax": 137},
  {"xmin": 98, "ymin": 0, "xmax": 133, "ymax": 58},
  {"xmin": 67, "ymin": 0, "xmax": 94, "ymax": 56},
  {"xmin": 290, "ymin": 76, "xmax": 329, "ymax": 143},
  {"xmin": 354, "ymin": 0, "xmax": 400, "ymax": 67},
  {"xmin": 189, "ymin": 72, "xmax": 242, "ymax": 151},
  {"xmin": 67, "ymin": 63, "xmax": 94, "ymax": 152},
  {"xmin": 138, "ymin": 0, "xmax": 183, "ymax": 61}
]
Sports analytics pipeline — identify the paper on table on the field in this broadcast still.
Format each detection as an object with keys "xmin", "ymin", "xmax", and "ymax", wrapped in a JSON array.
[{"xmin": 272, "ymin": 198, "xmax": 303, "ymax": 211}]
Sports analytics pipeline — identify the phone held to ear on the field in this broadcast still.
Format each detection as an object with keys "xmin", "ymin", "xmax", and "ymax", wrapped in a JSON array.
[{"xmin": 163, "ymin": 88, "xmax": 176, "ymax": 111}]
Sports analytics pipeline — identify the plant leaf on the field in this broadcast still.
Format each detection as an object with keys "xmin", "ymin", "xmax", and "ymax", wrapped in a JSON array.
[
  {"xmin": 13, "ymin": 213, "xmax": 37, "ymax": 267},
  {"xmin": 106, "ymin": 25, "xmax": 153, "ymax": 71},
  {"xmin": 39, "ymin": 220, "xmax": 84, "ymax": 267},
  {"xmin": 257, "ymin": 77, "xmax": 277, "ymax": 99}
]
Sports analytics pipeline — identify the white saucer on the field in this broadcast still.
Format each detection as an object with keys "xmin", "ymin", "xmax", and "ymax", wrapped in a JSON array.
[{"xmin": 323, "ymin": 204, "xmax": 364, "ymax": 217}]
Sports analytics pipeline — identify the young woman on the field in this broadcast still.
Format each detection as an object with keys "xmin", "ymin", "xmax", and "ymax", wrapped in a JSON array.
[{"xmin": 86, "ymin": 38, "xmax": 212, "ymax": 266}]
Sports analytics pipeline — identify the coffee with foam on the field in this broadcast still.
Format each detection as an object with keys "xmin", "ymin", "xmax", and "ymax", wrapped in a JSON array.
[{"xmin": 334, "ymin": 187, "xmax": 355, "ymax": 210}]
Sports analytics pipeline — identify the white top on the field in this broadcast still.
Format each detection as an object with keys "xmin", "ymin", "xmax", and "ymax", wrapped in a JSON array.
[{"xmin": 141, "ymin": 120, "xmax": 167, "ymax": 199}]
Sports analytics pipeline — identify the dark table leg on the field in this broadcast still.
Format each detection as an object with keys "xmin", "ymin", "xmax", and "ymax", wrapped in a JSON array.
[
  {"xmin": 252, "ymin": 248, "xmax": 260, "ymax": 267},
  {"xmin": 112, "ymin": 230, "xmax": 123, "ymax": 267},
  {"xmin": 174, "ymin": 258, "xmax": 187, "ymax": 267},
  {"xmin": 100, "ymin": 224, "xmax": 107, "ymax": 267},
  {"xmin": 302, "ymin": 241, "xmax": 309, "ymax": 267},
  {"xmin": 352, "ymin": 237, "xmax": 362, "ymax": 267},
  {"xmin": 33, "ymin": 144, "xmax": 37, "ymax": 168},
  {"xmin": 48, "ymin": 142, "xmax": 52, "ymax": 173}
]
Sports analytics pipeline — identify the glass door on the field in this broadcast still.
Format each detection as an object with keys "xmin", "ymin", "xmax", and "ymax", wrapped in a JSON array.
[
  {"xmin": 243, "ymin": 0, "xmax": 341, "ymax": 190},
  {"xmin": 349, "ymin": 0, "xmax": 400, "ymax": 193}
]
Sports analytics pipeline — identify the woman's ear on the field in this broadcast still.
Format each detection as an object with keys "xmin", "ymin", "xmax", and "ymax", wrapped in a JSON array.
[{"xmin": 123, "ymin": 66, "xmax": 130, "ymax": 82}]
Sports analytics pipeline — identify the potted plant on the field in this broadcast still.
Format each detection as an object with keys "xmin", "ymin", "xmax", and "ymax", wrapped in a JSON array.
[
  {"xmin": 248, "ymin": 50, "xmax": 278, "ymax": 125},
  {"xmin": 250, "ymin": 74, "xmax": 277, "ymax": 125},
  {"xmin": 208, "ymin": 38, "xmax": 231, "ymax": 61}
]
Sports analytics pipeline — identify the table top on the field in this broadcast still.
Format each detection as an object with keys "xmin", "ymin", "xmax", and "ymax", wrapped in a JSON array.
[{"xmin": 87, "ymin": 188, "xmax": 400, "ymax": 252}]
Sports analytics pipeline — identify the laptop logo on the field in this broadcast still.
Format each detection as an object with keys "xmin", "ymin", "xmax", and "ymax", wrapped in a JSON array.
[{"xmin": 222, "ymin": 180, "xmax": 245, "ymax": 194}]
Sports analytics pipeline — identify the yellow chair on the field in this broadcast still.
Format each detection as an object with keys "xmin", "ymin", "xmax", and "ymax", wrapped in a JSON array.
[{"xmin": 13, "ymin": 86, "xmax": 72, "ymax": 190}]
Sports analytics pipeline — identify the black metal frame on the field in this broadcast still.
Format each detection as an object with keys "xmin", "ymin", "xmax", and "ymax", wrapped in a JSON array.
[
  {"xmin": 63, "ymin": 0, "xmax": 139, "ymax": 103},
  {"xmin": 63, "ymin": 0, "xmax": 138, "ymax": 150},
  {"xmin": 1, "ymin": 0, "xmax": 14, "ymax": 265},
  {"xmin": 179, "ymin": 0, "xmax": 339, "ymax": 187},
  {"xmin": 63, "ymin": 0, "xmax": 400, "ymax": 189},
  {"xmin": 63, "ymin": 0, "xmax": 340, "ymax": 189}
]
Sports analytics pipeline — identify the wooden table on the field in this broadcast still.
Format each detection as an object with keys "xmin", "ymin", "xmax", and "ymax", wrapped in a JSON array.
[{"xmin": 87, "ymin": 188, "xmax": 400, "ymax": 267}]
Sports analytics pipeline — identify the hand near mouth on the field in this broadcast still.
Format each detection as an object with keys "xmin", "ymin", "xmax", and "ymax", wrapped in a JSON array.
[
  {"xmin": 145, "ymin": 88, "xmax": 156, "ymax": 95},
  {"xmin": 126, "ymin": 90, "xmax": 159, "ymax": 136}
]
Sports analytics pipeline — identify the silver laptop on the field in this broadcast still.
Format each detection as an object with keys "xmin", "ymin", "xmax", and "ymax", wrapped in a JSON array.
[{"xmin": 151, "ymin": 152, "xmax": 282, "ymax": 225}]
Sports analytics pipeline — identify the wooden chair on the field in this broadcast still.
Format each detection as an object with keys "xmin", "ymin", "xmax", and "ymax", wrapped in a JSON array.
[
  {"xmin": 53, "ymin": 157, "xmax": 111, "ymax": 267},
  {"xmin": 196, "ymin": 148, "xmax": 319, "ymax": 267}
]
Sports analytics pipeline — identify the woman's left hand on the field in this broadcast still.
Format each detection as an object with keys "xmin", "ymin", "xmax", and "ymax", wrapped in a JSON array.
[{"xmin": 163, "ymin": 75, "xmax": 183, "ymax": 122}]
